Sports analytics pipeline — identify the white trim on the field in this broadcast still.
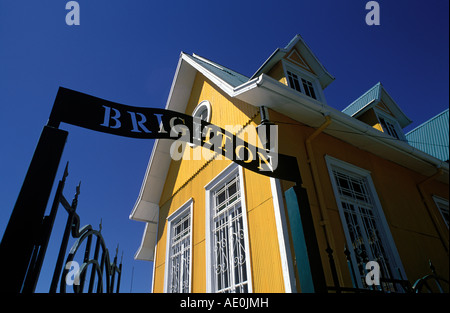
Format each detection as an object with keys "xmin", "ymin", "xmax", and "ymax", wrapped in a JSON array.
[
  {"xmin": 204, "ymin": 163, "xmax": 253, "ymax": 293},
  {"xmin": 192, "ymin": 100, "xmax": 212, "ymax": 123},
  {"xmin": 324, "ymin": 155, "xmax": 407, "ymax": 287},
  {"xmin": 270, "ymin": 178, "xmax": 296, "ymax": 292},
  {"xmin": 432, "ymin": 195, "xmax": 449, "ymax": 228},
  {"xmin": 150, "ymin": 248, "xmax": 156, "ymax": 293},
  {"xmin": 238, "ymin": 166, "xmax": 253, "ymax": 293},
  {"xmin": 163, "ymin": 198, "xmax": 193, "ymax": 293},
  {"xmin": 287, "ymin": 49, "xmax": 309, "ymax": 69}
]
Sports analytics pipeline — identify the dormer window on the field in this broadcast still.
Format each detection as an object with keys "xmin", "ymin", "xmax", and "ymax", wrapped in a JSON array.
[
  {"xmin": 379, "ymin": 116, "xmax": 400, "ymax": 138},
  {"xmin": 375, "ymin": 110, "xmax": 405, "ymax": 140},
  {"xmin": 342, "ymin": 83, "xmax": 412, "ymax": 140},
  {"xmin": 281, "ymin": 58, "xmax": 326, "ymax": 104},
  {"xmin": 286, "ymin": 70, "xmax": 317, "ymax": 100}
]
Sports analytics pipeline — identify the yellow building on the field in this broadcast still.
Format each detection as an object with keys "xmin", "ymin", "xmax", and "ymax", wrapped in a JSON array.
[{"xmin": 129, "ymin": 34, "xmax": 449, "ymax": 293}]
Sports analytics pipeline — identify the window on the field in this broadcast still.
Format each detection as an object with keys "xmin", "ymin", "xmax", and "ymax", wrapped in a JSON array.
[
  {"xmin": 286, "ymin": 68, "xmax": 318, "ymax": 100},
  {"xmin": 192, "ymin": 100, "xmax": 211, "ymax": 122},
  {"xmin": 301, "ymin": 78, "xmax": 317, "ymax": 99},
  {"xmin": 164, "ymin": 199, "xmax": 193, "ymax": 293},
  {"xmin": 433, "ymin": 196, "xmax": 449, "ymax": 228},
  {"xmin": 375, "ymin": 111, "xmax": 404, "ymax": 140},
  {"xmin": 205, "ymin": 164, "xmax": 252, "ymax": 293},
  {"xmin": 287, "ymin": 71, "xmax": 302, "ymax": 93},
  {"xmin": 379, "ymin": 116, "xmax": 400, "ymax": 139},
  {"xmin": 191, "ymin": 100, "xmax": 211, "ymax": 147},
  {"xmin": 325, "ymin": 156, "xmax": 406, "ymax": 291}
]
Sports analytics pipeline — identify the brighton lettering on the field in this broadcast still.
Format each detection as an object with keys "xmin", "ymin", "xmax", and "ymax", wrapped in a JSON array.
[
  {"xmin": 100, "ymin": 105, "xmax": 177, "ymax": 137},
  {"xmin": 169, "ymin": 122, "xmax": 278, "ymax": 171},
  {"xmin": 99, "ymin": 104, "xmax": 279, "ymax": 171}
]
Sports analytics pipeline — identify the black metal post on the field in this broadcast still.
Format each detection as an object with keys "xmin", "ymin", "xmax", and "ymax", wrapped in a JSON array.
[
  {"xmin": 21, "ymin": 163, "xmax": 69, "ymax": 293},
  {"xmin": 88, "ymin": 236, "xmax": 101, "ymax": 293},
  {"xmin": 0, "ymin": 125, "xmax": 67, "ymax": 293},
  {"xmin": 116, "ymin": 254, "xmax": 123, "ymax": 293},
  {"xmin": 49, "ymin": 185, "xmax": 80, "ymax": 293},
  {"xmin": 326, "ymin": 246, "xmax": 341, "ymax": 293}
]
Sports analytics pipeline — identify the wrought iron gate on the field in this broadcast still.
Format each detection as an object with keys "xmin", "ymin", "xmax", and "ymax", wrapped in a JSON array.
[{"xmin": 21, "ymin": 162, "xmax": 122, "ymax": 293}]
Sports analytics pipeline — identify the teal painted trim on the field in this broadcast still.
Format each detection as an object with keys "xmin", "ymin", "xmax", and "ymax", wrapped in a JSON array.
[{"xmin": 284, "ymin": 187, "xmax": 315, "ymax": 293}]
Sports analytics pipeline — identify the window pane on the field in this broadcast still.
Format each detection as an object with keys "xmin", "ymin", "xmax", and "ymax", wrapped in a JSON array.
[
  {"xmin": 333, "ymin": 168, "xmax": 398, "ymax": 291},
  {"xmin": 211, "ymin": 173, "xmax": 249, "ymax": 293},
  {"xmin": 168, "ymin": 210, "xmax": 191, "ymax": 293},
  {"xmin": 379, "ymin": 117, "xmax": 400, "ymax": 139},
  {"xmin": 287, "ymin": 71, "xmax": 301, "ymax": 92},
  {"xmin": 301, "ymin": 78, "xmax": 317, "ymax": 99}
]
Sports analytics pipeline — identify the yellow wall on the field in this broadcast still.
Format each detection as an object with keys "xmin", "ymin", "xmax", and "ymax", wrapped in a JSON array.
[
  {"xmin": 267, "ymin": 61, "xmax": 287, "ymax": 86},
  {"xmin": 152, "ymin": 72, "xmax": 286, "ymax": 293}
]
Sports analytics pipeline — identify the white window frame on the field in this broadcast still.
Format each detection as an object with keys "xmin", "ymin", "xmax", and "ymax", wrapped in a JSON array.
[
  {"xmin": 192, "ymin": 100, "xmax": 211, "ymax": 123},
  {"xmin": 282, "ymin": 59, "xmax": 325, "ymax": 104},
  {"xmin": 205, "ymin": 163, "xmax": 253, "ymax": 293},
  {"xmin": 374, "ymin": 109, "xmax": 405, "ymax": 141},
  {"xmin": 432, "ymin": 195, "xmax": 449, "ymax": 228},
  {"xmin": 325, "ymin": 155, "xmax": 406, "ymax": 289},
  {"xmin": 163, "ymin": 198, "xmax": 193, "ymax": 293},
  {"xmin": 190, "ymin": 100, "xmax": 212, "ymax": 148}
]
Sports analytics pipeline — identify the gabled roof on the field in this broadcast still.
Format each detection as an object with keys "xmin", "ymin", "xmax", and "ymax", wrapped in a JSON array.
[
  {"xmin": 406, "ymin": 109, "xmax": 449, "ymax": 162},
  {"xmin": 250, "ymin": 34, "xmax": 335, "ymax": 89},
  {"xmin": 342, "ymin": 82, "xmax": 412, "ymax": 128}
]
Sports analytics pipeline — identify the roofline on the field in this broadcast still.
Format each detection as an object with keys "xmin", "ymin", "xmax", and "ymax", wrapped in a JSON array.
[
  {"xmin": 406, "ymin": 108, "xmax": 449, "ymax": 136},
  {"xmin": 341, "ymin": 82, "xmax": 381, "ymax": 113},
  {"xmin": 250, "ymin": 48, "xmax": 281, "ymax": 80}
]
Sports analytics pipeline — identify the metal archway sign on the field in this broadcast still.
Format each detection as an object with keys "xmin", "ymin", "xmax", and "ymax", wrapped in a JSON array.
[
  {"xmin": 0, "ymin": 87, "xmax": 326, "ymax": 293},
  {"xmin": 49, "ymin": 87, "xmax": 300, "ymax": 182}
]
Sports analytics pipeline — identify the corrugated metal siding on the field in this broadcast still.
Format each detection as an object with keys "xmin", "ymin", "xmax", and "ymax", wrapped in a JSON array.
[
  {"xmin": 406, "ymin": 109, "xmax": 449, "ymax": 161},
  {"xmin": 342, "ymin": 82, "xmax": 381, "ymax": 117}
]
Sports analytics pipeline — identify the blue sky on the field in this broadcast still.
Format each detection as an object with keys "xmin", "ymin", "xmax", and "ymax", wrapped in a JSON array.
[{"xmin": 0, "ymin": 0, "xmax": 448, "ymax": 293}]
